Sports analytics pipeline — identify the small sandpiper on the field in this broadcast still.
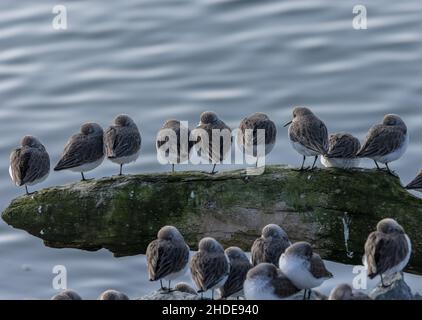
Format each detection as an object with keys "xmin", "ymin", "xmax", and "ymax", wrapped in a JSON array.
[
  {"xmin": 156, "ymin": 119, "xmax": 193, "ymax": 173},
  {"xmin": 284, "ymin": 107, "xmax": 328, "ymax": 170},
  {"xmin": 251, "ymin": 224, "xmax": 291, "ymax": 267},
  {"xmin": 237, "ymin": 113, "xmax": 277, "ymax": 166},
  {"xmin": 279, "ymin": 241, "xmax": 333, "ymax": 300},
  {"xmin": 320, "ymin": 133, "xmax": 361, "ymax": 169},
  {"xmin": 363, "ymin": 218, "xmax": 411, "ymax": 287},
  {"xmin": 174, "ymin": 282, "xmax": 198, "ymax": 295},
  {"xmin": 146, "ymin": 226, "xmax": 190, "ymax": 292},
  {"xmin": 54, "ymin": 123, "xmax": 104, "ymax": 181},
  {"xmin": 405, "ymin": 169, "xmax": 422, "ymax": 192},
  {"xmin": 356, "ymin": 114, "xmax": 408, "ymax": 174},
  {"xmin": 328, "ymin": 284, "xmax": 370, "ymax": 300},
  {"xmin": 51, "ymin": 289, "xmax": 82, "ymax": 300},
  {"xmin": 190, "ymin": 237, "xmax": 230, "ymax": 300},
  {"xmin": 104, "ymin": 114, "xmax": 141, "ymax": 176},
  {"xmin": 98, "ymin": 289, "xmax": 129, "ymax": 300},
  {"xmin": 192, "ymin": 111, "xmax": 232, "ymax": 174},
  {"xmin": 9, "ymin": 135, "xmax": 50, "ymax": 195},
  {"xmin": 220, "ymin": 246, "xmax": 252, "ymax": 299},
  {"xmin": 243, "ymin": 263, "xmax": 300, "ymax": 300}
]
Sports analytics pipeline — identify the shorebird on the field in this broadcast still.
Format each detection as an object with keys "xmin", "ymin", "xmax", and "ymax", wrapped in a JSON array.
[
  {"xmin": 284, "ymin": 107, "xmax": 328, "ymax": 171},
  {"xmin": 220, "ymin": 247, "xmax": 252, "ymax": 299},
  {"xmin": 104, "ymin": 114, "xmax": 141, "ymax": 176},
  {"xmin": 174, "ymin": 282, "xmax": 198, "ymax": 295},
  {"xmin": 192, "ymin": 111, "xmax": 232, "ymax": 174},
  {"xmin": 363, "ymin": 218, "xmax": 411, "ymax": 287},
  {"xmin": 279, "ymin": 241, "xmax": 333, "ymax": 300},
  {"xmin": 98, "ymin": 289, "xmax": 129, "ymax": 300},
  {"xmin": 51, "ymin": 289, "xmax": 82, "ymax": 300},
  {"xmin": 243, "ymin": 263, "xmax": 300, "ymax": 300},
  {"xmin": 405, "ymin": 169, "xmax": 422, "ymax": 192},
  {"xmin": 9, "ymin": 135, "xmax": 50, "ymax": 195},
  {"xmin": 251, "ymin": 224, "xmax": 291, "ymax": 267},
  {"xmin": 156, "ymin": 119, "xmax": 193, "ymax": 173},
  {"xmin": 146, "ymin": 226, "xmax": 190, "ymax": 292},
  {"xmin": 54, "ymin": 123, "xmax": 104, "ymax": 181},
  {"xmin": 356, "ymin": 114, "xmax": 408, "ymax": 174},
  {"xmin": 190, "ymin": 237, "xmax": 230, "ymax": 300},
  {"xmin": 328, "ymin": 284, "xmax": 371, "ymax": 300},
  {"xmin": 320, "ymin": 133, "xmax": 361, "ymax": 169},
  {"xmin": 237, "ymin": 113, "xmax": 277, "ymax": 166}
]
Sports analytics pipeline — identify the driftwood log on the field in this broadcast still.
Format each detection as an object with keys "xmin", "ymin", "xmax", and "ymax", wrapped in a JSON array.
[{"xmin": 2, "ymin": 165, "xmax": 421, "ymax": 273}]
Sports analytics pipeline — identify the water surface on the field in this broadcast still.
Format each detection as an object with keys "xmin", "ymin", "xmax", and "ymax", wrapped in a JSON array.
[{"xmin": 1, "ymin": 0, "xmax": 422, "ymax": 299}]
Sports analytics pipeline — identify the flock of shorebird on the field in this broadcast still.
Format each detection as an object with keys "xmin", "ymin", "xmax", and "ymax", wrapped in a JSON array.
[
  {"xmin": 148, "ymin": 217, "xmax": 410, "ymax": 300},
  {"xmin": 8, "ymin": 107, "xmax": 415, "ymax": 300},
  {"xmin": 8, "ymin": 107, "xmax": 422, "ymax": 195},
  {"xmin": 50, "ymin": 218, "xmax": 411, "ymax": 300}
]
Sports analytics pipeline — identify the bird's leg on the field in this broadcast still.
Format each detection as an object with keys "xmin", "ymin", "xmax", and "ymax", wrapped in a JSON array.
[
  {"xmin": 303, "ymin": 289, "xmax": 307, "ymax": 300},
  {"xmin": 201, "ymin": 292, "xmax": 204, "ymax": 300},
  {"xmin": 293, "ymin": 156, "xmax": 308, "ymax": 171},
  {"xmin": 384, "ymin": 163, "xmax": 397, "ymax": 176},
  {"xmin": 212, "ymin": 289, "xmax": 214, "ymax": 300},
  {"xmin": 172, "ymin": 164, "xmax": 175, "ymax": 173},
  {"xmin": 160, "ymin": 279, "xmax": 164, "ymax": 291},
  {"xmin": 80, "ymin": 172, "xmax": 94, "ymax": 181},
  {"xmin": 168, "ymin": 280, "xmax": 172, "ymax": 293},
  {"xmin": 308, "ymin": 289, "xmax": 312, "ymax": 300},
  {"xmin": 311, "ymin": 155, "xmax": 318, "ymax": 170},
  {"xmin": 380, "ymin": 274, "xmax": 386, "ymax": 287},
  {"xmin": 119, "ymin": 164, "xmax": 123, "ymax": 176},
  {"xmin": 25, "ymin": 185, "xmax": 30, "ymax": 195},
  {"xmin": 374, "ymin": 160, "xmax": 381, "ymax": 170},
  {"xmin": 210, "ymin": 164, "xmax": 217, "ymax": 175}
]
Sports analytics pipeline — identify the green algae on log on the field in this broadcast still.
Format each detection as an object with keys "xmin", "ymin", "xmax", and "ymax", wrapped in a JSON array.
[{"xmin": 2, "ymin": 165, "xmax": 422, "ymax": 273}]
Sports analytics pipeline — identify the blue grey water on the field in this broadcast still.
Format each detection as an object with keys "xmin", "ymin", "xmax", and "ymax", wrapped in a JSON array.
[{"xmin": 0, "ymin": 0, "xmax": 422, "ymax": 299}]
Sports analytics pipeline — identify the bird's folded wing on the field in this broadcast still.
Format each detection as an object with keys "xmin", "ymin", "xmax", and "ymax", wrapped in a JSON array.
[{"xmin": 358, "ymin": 126, "xmax": 405, "ymax": 157}]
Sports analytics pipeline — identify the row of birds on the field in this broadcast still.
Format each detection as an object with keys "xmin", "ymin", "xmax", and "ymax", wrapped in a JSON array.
[
  {"xmin": 50, "ymin": 217, "xmax": 411, "ymax": 300},
  {"xmin": 9, "ymin": 107, "xmax": 422, "ymax": 195},
  {"xmin": 144, "ymin": 217, "xmax": 411, "ymax": 300}
]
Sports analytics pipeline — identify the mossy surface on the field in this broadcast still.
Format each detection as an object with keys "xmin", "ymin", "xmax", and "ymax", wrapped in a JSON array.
[{"xmin": 2, "ymin": 165, "xmax": 422, "ymax": 273}]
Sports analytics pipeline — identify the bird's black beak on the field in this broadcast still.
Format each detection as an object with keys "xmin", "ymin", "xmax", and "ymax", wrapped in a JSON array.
[{"xmin": 283, "ymin": 120, "xmax": 292, "ymax": 127}]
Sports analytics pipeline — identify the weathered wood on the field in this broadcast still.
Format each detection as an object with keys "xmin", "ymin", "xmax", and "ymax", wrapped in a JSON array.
[{"xmin": 2, "ymin": 165, "xmax": 421, "ymax": 273}]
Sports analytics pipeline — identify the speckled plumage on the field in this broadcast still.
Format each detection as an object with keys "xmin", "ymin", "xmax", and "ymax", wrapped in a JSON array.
[
  {"xmin": 237, "ymin": 113, "xmax": 277, "ymax": 157},
  {"xmin": 98, "ymin": 289, "xmax": 129, "ymax": 300},
  {"xmin": 325, "ymin": 133, "xmax": 360, "ymax": 159},
  {"xmin": 328, "ymin": 284, "xmax": 371, "ymax": 300},
  {"xmin": 104, "ymin": 115, "xmax": 141, "ymax": 175},
  {"xmin": 190, "ymin": 237, "xmax": 230, "ymax": 298},
  {"xmin": 156, "ymin": 119, "xmax": 193, "ymax": 170},
  {"xmin": 54, "ymin": 123, "xmax": 104, "ymax": 180},
  {"xmin": 9, "ymin": 135, "xmax": 50, "ymax": 195},
  {"xmin": 285, "ymin": 107, "xmax": 328, "ymax": 170},
  {"xmin": 146, "ymin": 226, "xmax": 190, "ymax": 289},
  {"xmin": 364, "ymin": 218, "xmax": 411, "ymax": 284},
  {"xmin": 279, "ymin": 242, "xmax": 332, "ymax": 297},
  {"xmin": 251, "ymin": 224, "xmax": 290, "ymax": 267},
  {"xmin": 51, "ymin": 289, "xmax": 82, "ymax": 300},
  {"xmin": 244, "ymin": 263, "xmax": 300, "ymax": 300},
  {"xmin": 357, "ymin": 114, "xmax": 408, "ymax": 172},
  {"xmin": 406, "ymin": 169, "xmax": 422, "ymax": 191},
  {"xmin": 220, "ymin": 247, "xmax": 252, "ymax": 299},
  {"xmin": 192, "ymin": 111, "xmax": 232, "ymax": 173}
]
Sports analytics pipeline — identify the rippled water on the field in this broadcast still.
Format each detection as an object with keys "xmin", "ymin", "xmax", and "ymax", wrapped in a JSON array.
[{"xmin": 1, "ymin": 0, "xmax": 422, "ymax": 299}]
